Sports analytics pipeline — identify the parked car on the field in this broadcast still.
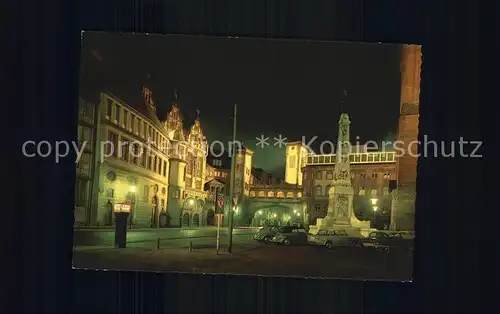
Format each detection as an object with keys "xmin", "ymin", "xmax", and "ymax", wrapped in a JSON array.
[
  {"xmin": 389, "ymin": 231, "xmax": 415, "ymax": 240},
  {"xmin": 308, "ymin": 229, "xmax": 358, "ymax": 249},
  {"xmin": 359, "ymin": 231, "xmax": 413, "ymax": 252},
  {"xmin": 270, "ymin": 226, "xmax": 309, "ymax": 245},
  {"xmin": 253, "ymin": 225, "xmax": 279, "ymax": 242}
]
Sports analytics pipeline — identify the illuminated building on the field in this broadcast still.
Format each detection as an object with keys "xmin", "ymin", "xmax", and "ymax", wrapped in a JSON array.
[
  {"xmin": 284, "ymin": 143, "xmax": 397, "ymax": 226},
  {"xmin": 82, "ymin": 81, "xmax": 208, "ymax": 227}
]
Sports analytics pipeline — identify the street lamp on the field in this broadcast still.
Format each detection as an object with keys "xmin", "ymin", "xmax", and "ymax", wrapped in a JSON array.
[
  {"xmin": 370, "ymin": 198, "xmax": 378, "ymax": 206},
  {"xmin": 373, "ymin": 206, "xmax": 378, "ymax": 228},
  {"xmin": 129, "ymin": 185, "xmax": 137, "ymax": 193}
]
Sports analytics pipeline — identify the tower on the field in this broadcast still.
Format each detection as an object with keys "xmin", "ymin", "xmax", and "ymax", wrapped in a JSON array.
[{"xmin": 393, "ymin": 44, "xmax": 421, "ymax": 231}]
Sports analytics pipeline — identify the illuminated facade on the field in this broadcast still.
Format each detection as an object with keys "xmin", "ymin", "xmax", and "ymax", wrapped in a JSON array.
[
  {"xmin": 284, "ymin": 142, "xmax": 397, "ymax": 227},
  {"xmin": 85, "ymin": 83, "xmax": 208, "ymax": 227}
]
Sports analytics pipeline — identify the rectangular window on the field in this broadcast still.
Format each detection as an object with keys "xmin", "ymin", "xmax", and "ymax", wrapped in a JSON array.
[
  {"xmin": 124, "ymin": 110, "xmax": 129, "ymax": 128},
  {"xmin": 77, "ymin": 125, "xmax": 83, "ymax": 147},
  {"xmin": 77, "ymin": 153, "xmax": 91, "ymax": 177},
  {"xmin": 131, "ymin": 142, "xmax": 138, "ymax": 165},
  {"xmin": 143, "ymin": 185, "xmax": 149, "ymax": 202},
  {"xmin": 141, "ymin": 121, "xmax": 145, "ymax": 137},
  {"xmin": 160, "ymin": 199, "xmax": 165, "ymax": 207},
  {"xmin": 107, "ymin": 100, "xmax": 112, "ymax": 118},
  {"xmin": 107, "ymin": 132, "xmax": 118, "ymax": 157},
  {"xmin": 120, "ymin": 138, "xmax": 129, "ymax": 162},
  {"xmin": 140, "ymin": 150, "xmax": 147, "ymax": 168},
  {"xmin": 130, "ymin": 114, "xmax": 136, "ymax": 132},
  {"xmin": 115, "ymin": 105, "xmax": 122, "ymax": 124},
  {"xmin": 148, "ymin": 155, "xmax": 153, "ymax": 171},
  {"xmin": 163, "ymin": 160, "xmax": 167, "ymax": 177},
  {"xmin": 288, "ymin": 156, "xmax": 296, "ymax": 168},
  {"xmin": 82, "ymin": 127, "xmax": 92, "ymax": 150}
]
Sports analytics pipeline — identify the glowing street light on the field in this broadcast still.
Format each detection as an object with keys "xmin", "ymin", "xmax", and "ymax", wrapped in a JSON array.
[
  {"xmin": 188, "ymin": 199, "xmax": 194, "ymax": 206},
  {"xmin": 258, "ymin": 210, "xmax": 263, "ymax": 215},
  {"xmin": 273, "ymin": 213, "xmax": 277, "ymax": 218},
  {"xmin": 373, "ymin": 206, "xmax": 378, "ymax": 212},
  {"xmin": 293, "ymin": 209, "xmax": 297, "ymax": 213},
  {"xmin": 370, "ymin": 198, "xmax": 378, "ymax": 206},
  {"xmin": 129, "ymin": 185, "xmax": 137, "ymax": 193},
  {"xmin": 296, "ymin": 212, "xmax": 300, "ymax": 216}
]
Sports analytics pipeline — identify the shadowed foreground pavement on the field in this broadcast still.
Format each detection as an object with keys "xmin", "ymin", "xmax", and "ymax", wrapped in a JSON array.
[{"xmin": 73, "ymin": 243, "xmax": 413, "ymax": 281}]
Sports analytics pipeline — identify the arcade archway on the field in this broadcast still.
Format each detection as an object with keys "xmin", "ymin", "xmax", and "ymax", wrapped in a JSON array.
[
  {"xmin": 193, "ymin": 213, "xmax": 200, "ymax": 227},
  {"xmin": 181, "ymin": 212, "xmax": 190, "ymax": 227},
  {"xmin": 206, "ymin": 209, "xmax": 215, "ymax": 226}
]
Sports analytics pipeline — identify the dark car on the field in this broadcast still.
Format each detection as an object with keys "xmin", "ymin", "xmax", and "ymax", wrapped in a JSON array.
[
  {"xmin": 270, "ymin": 226, "xmax": 309, "ymax": 245},
  {"xmin": 253, "ymin": 225, "xmax": 279, "ymax": 242},
  {"xmin": 359, "ymin": 231, "xmax": 413, "ymax": 253}
]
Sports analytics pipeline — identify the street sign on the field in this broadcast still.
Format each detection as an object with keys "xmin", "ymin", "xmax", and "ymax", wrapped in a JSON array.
[
  {"xmin": 216, "ymin": 195, "xmax": 224, "ymax": 214},
  {"xmin": 113, "ymin": 202, "xmax": 131, "ymax": 213}
]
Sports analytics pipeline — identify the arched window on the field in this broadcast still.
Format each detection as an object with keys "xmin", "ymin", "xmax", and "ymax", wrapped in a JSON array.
[
  {"xmin": 277, "ymin": 191, "xmax": 285, "ymax": 198},
  {"xmin": 249, "ymin": 191, "xmax": 256, "ymax": 197},
  {"xmin": 258, "ymin": 191, "xmax": 265, "ymax": 197},
  {"xmin": 297, "ymin": 192, "xmax": 302, "ymax": 198},
  {"xmin": 286, "ymin": 192, "xmax": 294, "ymax": 198},
  {"xmin": 267, "ymin": 191, "xmax": 275, "ymax": 198},
  {"xmin": 315, "ymin": 185, "xmax": 323, "ymax": 196},
  {"xmin": 326, "ymin": 171, "xmax": 333, "ymax": 180},
  {"xmin": 325, "ymin": 185, "xmax": 332, "ymax": 195}
]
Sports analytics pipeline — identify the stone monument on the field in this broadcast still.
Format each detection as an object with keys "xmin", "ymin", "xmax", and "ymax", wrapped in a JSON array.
[{"xmin": 309, "ymin": 111, "xmax": 372, "ymax": 236}]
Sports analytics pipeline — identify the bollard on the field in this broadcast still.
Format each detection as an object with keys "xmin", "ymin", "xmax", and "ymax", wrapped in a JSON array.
[
  {"xmin": 189, "ymin": 241, "xmax": 193, "ymax": 252},
  {"xmin": 156, "ymin": 238, "xmax": 160, "ymax": 250}
]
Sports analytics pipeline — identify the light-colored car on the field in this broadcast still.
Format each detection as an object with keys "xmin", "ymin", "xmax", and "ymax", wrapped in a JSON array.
[
  {"xmin": 308, "ymin": 229, "xmax": 357, "ymax": 249},
  {"xmin": 253, "ymin": 226, "xmax": 279, "ymax": 242}
]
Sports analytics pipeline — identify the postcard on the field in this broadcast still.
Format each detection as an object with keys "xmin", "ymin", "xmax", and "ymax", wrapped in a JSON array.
[{"xmin": 71, "ymin": 32, "xmax": 420, "ymax": 281}]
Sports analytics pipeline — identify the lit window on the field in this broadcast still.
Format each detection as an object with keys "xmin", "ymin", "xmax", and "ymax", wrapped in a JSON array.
[
  {"xmin": 326, "ymin": 171, "xmax": 333, "ymax": 180},
  {"xmin": 315, "ymin": 185, "xmax": 322, "ymax": 196},
  {"xmin": 315, "ymin": 203, "xmax": 321, "ymax": 211},
  {"xmin": 277, "ymin": 191, "xmax": 285, "ymax": 198},
  {"xmin": 267, "ymin": 191, "xmax": 275, "ymax": 198}
]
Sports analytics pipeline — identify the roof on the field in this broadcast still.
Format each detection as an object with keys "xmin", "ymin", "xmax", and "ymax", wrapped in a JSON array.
[
  {"xmin": 203, "ymin": 178, "xmax": 227, "ymax": 191},
  {"xmin": 105, "ymin": 90, "xmax": 166, "ymax": 132}
]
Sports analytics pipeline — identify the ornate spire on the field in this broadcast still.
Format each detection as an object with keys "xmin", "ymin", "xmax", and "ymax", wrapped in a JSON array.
[{"xmin": 195, "ymin": 109, "xmax": 200, "ymax": 121}]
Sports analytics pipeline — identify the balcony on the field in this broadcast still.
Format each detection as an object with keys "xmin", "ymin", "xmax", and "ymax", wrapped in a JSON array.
[{"xmin": 305, "ymin": 151, "xmax": 396, "ymax": 166}]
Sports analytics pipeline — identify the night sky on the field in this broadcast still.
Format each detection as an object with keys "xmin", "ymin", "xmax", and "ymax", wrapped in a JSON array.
[{"xmin": 81, "ymin": 31, "xmax": 402, "ymax": 176}]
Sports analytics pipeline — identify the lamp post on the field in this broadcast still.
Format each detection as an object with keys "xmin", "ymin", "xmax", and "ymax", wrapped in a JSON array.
[
  {"xmin": 370, "ymin": 198, "xmax": 379, "ymax": 229},
  {"xmin": 227, "ymin": 103, "xmax": 238, "ymax": 253}
]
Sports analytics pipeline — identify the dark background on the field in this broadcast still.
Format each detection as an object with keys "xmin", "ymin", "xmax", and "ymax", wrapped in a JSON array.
[
  {"xmin": 81, "ymin": 32, "xmax": 401, "ymax": 175},
  {"xmin": 10, "ymin": 0, "xmax": 490, "ymax": 313}
]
